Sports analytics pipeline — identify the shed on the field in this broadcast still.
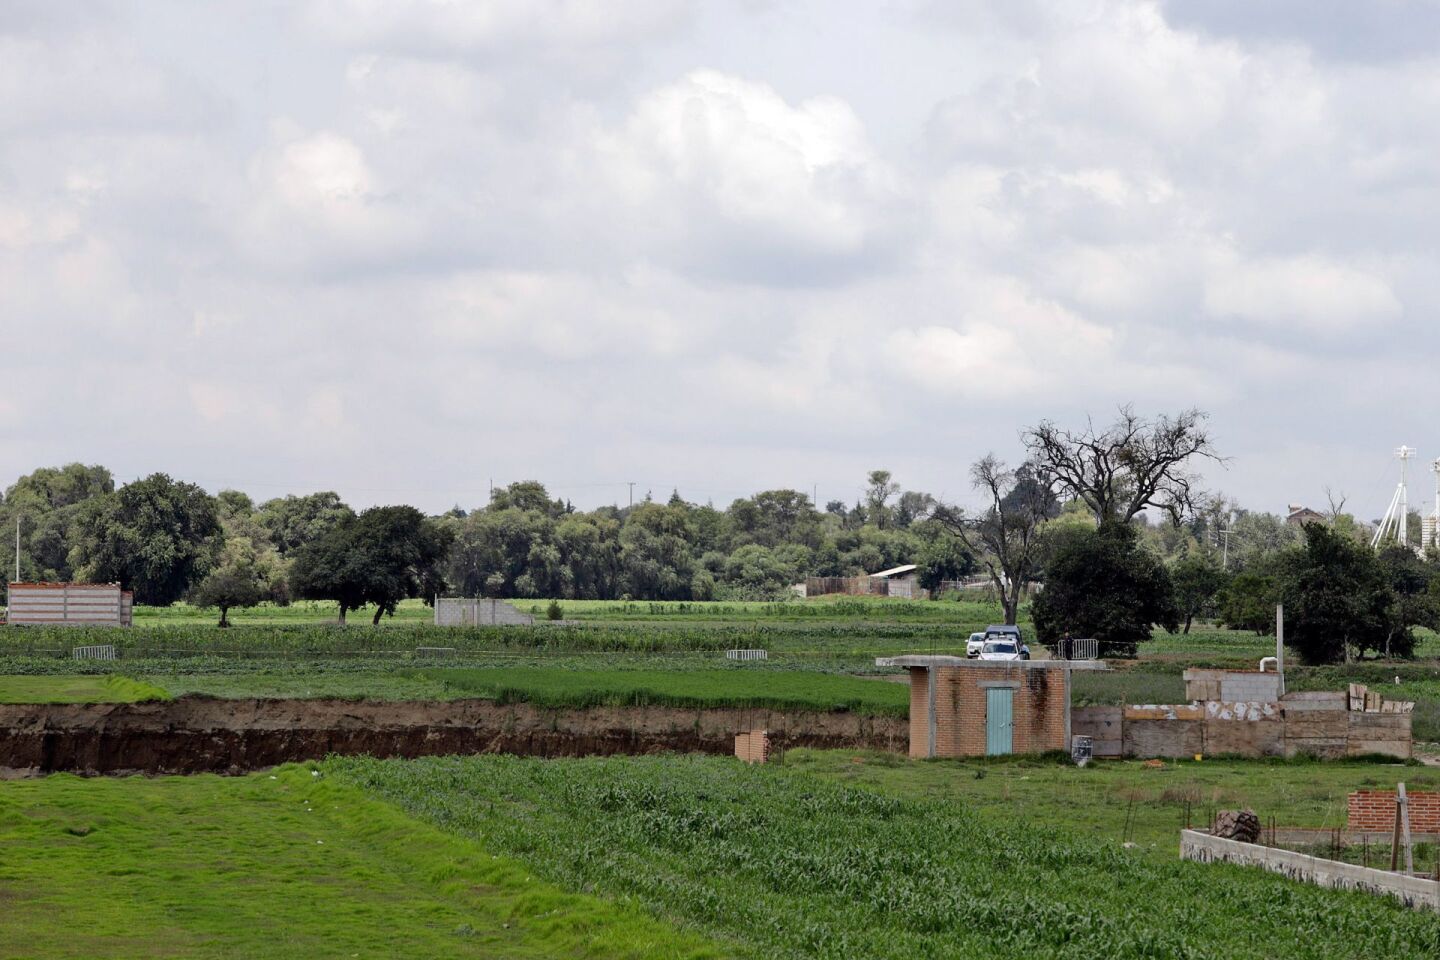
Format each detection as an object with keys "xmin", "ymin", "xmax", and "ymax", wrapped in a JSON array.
[
  {"xmin": 6, "ymin": 582, "xmax": 133, "ymax": 627},
  {"xmin": 876, "ymin": 655, "xmax": 1106, "ymax": 758},
  {"xmin": 869, "ymin": 563, "xmax": 921, "ymax": 599}
]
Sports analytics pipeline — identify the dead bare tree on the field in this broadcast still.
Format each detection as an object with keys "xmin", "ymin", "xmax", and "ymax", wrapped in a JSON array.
[
  {"xmin": 1022, "ymin": 406, "xmax": 1224, "ymax": 527},
  {"xmin": 932, "ymin": 456, "xmax": 1055, "ymax": 625}
]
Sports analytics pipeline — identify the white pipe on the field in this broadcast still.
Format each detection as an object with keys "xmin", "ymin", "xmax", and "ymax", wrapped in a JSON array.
[{"xmin": 1259, "ymin": 657, "xmax": 1278, "ymax": 673}]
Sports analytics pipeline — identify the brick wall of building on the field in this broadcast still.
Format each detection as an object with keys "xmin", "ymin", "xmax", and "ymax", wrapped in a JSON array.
[
  {"xmin": 925, "ymin": 665, "xmax": 1068, "ymax": 758},
  {"xmin": 734, "ymin": 729, "xmax": 770, "ymax": 764},
  {"xmin": 908, "ymin": 667, "xmax": 931, "ymax": 759},
  {"xmin": 1348, "ymin": 791, "xmax": 1440, "ymax": 832}
]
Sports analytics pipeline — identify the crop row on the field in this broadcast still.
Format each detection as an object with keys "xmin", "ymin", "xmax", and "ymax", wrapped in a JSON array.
[
  {"xmin": 332, "ymin": 754, "xmax": 1440, "ymax": 959},
  {"xmin": 0, "ymin": 621, "xmax": 976, "ymax": 658}
]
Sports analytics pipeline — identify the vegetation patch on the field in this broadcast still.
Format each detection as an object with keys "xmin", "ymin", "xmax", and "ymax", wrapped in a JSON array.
[
  {"xmin": 334, "ymin": 753, "xmax": 1440, "ymax": 959},
  {"xmin": 0, "ymin": 766, "xmax": 721, "ymax": 960},
  {"xmin": 0, "ymin": 674, "xmax": 169, "ymax": 704},
  {"xmin": 418, "ymin": 667, "xmax": 910, "ymax": 716}
]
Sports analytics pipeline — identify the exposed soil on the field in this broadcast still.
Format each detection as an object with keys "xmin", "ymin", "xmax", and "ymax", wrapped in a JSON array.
[{"xmin": 0, "ymin": 697, "xmax": 908, "ymax": 776}]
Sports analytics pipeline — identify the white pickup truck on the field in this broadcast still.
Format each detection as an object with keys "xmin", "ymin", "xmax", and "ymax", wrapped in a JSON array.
[{"xmin": 970, "ymin": 624, "xmax": 1030, "ymax": 660}]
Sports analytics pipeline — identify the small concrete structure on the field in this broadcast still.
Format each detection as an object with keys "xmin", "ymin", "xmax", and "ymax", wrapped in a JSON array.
[
  {"xmin": 6, "ymin": 582, "xmax": 133, "ymax": 627},
  {"xmin": 1180, "ymin": 829, "xmax": 1440, "ymax": 912},
  {"xmin": 877, "ymin": 655, "xmax": 1107, "ymax": 759},
  {"xmin": 434, "ymin": 598, "xmax": 534, "ymax": 626},
  {"xmin": 1071, "ymin": 679, "xmax": 1414, "ymax": 760}
]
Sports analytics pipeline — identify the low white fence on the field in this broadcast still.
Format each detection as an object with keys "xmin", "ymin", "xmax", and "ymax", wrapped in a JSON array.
[
  {"xmin": 414, "ymin": 646, "xmax": 457, "ymax": 657},
  {"xmin": 1056, "ymin": 638, "xmax": 1099, "ymax": 661},
  {"xmin": 72, "ymin": 645, "xmax": 116, "ymax": 660},
  {"xmin": 726, "ymin": 649, "xmax": 768, "ymax": 661},
  {"xmin": 1180, "ymin": 830, "xmax": 1440, "ymax": 912}
]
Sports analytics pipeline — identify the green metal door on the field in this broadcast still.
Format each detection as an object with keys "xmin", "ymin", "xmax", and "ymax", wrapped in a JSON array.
[{"xmin": 985, "ymin": 687, "xmax": 1013, "ymax": 756}]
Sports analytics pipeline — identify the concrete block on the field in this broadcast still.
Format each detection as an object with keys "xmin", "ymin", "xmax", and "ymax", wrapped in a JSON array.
[
  {"xmin": 1285, "ymin": 737, "xmax": 1348, "ymax": 759},
  {"xmin": 1205, "ymin": 719, "xmax": 1284, "ymax": 757},
  {"xmin": 1125, "ymin": 704, "xmax": 1203, "ymax": 721},
  {"xmin": 1348, "ymin": 739, "xmax": 1412, "ymax": 759},
  {"xmin": 1125, "ymin": 719, "xmax": 1202, "ymax": 758}
]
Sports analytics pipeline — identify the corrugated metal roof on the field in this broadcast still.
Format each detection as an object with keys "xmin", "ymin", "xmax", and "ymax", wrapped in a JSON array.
[{"xmin": 868, "ymin": 564, "xmax": 918, "ymax": 579}]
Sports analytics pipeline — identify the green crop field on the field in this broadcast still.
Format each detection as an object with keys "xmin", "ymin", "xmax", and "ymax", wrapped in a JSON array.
[
  {"xmin": 333, "ymin": 753, "xmax": 1440, "ymax": 959},
  {"xmin": 0, "ymin": 666, "xmax": 908, "ymax": 716},
  {"xmin": 413, "ymin": 667, "xmax": 909, "ymax": 715},
  {"xmin": 8, "ymin": 754, "xmax": 1435, "ymax": 959},
  {"xmin": 0, "ymin": 674, "xmax": 169, "ymax": 704},
  {"xmin": 790, "ymin": 750, "xmax": 1440, "ymax": 862},
  {"xmin": 0, "ymin": 766, "xmax": 719, "ymax": 960}
]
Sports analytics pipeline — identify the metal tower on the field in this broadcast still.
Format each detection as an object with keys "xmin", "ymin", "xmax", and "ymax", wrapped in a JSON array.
[
  {"xmin": 1424, "ymin": 458, "xmax": 1440, "ymax": 551},
  {"xmin": 1372, "ymin": 445, "xmax": 1416, "ymax": 549}
]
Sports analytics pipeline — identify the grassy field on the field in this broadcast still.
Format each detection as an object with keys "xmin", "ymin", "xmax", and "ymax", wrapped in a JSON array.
[
  {"xmin": 332, "ymin": 753, "xmax": 1440, "ymax": 959},
  {"xmin": 0, "ymin": 765, "xmax": 721, "ymax": 960},
  {"xmin": 0, "ymin": 666, "xmax": 909, "ymax": 716},
  {"xmin": 790, "ymin": 750, "xmax": 1440, "ymax": 862},
  {"xmin": 0, "ymin": 674, "xmax": 169, "ymax": 704}
]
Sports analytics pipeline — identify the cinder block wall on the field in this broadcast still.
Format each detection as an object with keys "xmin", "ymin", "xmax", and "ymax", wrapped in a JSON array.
[
  {"xmin": 920, "ymin": 665, "xmax": 1067, "ymax": 758},
  {"xmin": 1349, "ymin": 791, "xmax": 1440, "ymax": 832}
]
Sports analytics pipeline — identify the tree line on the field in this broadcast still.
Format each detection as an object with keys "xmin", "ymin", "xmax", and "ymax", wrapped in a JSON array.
[
  {"xmin": 5, "ymin": 406, "xmax": 1437, "ymax": 661},
  {"xmin": 0, "ymin": 465, "xmax": 974, "ymax": 623}
]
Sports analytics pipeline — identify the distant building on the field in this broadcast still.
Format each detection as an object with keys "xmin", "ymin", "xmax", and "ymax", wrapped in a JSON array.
[
  {"xmin": 869, "ymin": 563, "xmax": 921, "ymax": 600},
  {"xmin": 6, "ymin": 582, "xmax": 133, "ymax": 627},
  {"xmin": 1285, "ymin": 504, "xmax": 1328, "ymax": 527}
]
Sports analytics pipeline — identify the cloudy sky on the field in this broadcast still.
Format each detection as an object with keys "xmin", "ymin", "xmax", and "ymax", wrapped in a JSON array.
[{"xmin": 3, "ymin": 0, "xmax": 1439, "ymax": 518}]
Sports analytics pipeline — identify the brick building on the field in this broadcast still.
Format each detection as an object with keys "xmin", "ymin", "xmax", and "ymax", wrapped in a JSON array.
[{"xmin": 877, "ymin": 656, "xmax": 1106, "ymax": 759}]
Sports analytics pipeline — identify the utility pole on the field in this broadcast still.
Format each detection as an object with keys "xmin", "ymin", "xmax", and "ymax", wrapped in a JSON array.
[
  {"xmin": 1218, "ymin": 528, "xmax": 1233, "ymax": 569},
  {"xmin": 14, "ymin": 517, "xmax": 19, "ymax": 583},
  {"xmin": 627, "ymin": 482, "xmax": 635, "ymax": 507}
]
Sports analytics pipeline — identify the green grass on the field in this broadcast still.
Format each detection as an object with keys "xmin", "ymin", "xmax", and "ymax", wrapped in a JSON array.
[
  {"xmin": 0, "ymin": 765, "xmax": 722, "ymax": 960},
  {"xmin": 0, "ymin": 674, "xmax": 169, "ymax": 704},
  {"xmin": 0, "ymin": 665, "xmax": 908, "ymax": 715},
  {"xmin": 415, "ymin": 667, "xmax": 909, "ymax": 716},
  {"xmin": 789, "ymin": 750, "xmax": 1440, "ymax": 862},
  {"xmin": 332, "ymin": 753, "xmax": 1440, "ymax": 959}
]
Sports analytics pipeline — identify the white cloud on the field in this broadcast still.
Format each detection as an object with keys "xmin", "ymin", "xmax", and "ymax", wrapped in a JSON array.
[
  {"xmin": 1204, "ymin": 255, "xmax": 1402, "ymax": 332},
  {"xmin": 598, "ymin": 70, "xmax": 906, "ymax": 282},
  {"xmin": 2, "ymin": 1, "xmax": 1438, "ymax": 520}
]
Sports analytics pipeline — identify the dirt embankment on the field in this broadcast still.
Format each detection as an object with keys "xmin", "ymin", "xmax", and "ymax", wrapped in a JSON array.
[{"xmin": 0, "ymin": 697, "xmax": 908, "ymax": 776}]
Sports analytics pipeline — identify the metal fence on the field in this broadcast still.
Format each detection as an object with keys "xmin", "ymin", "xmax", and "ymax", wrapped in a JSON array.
[
  {"xmin": 1056, "ymin": 637, "xmax": 1099, "ymax": 661},
  {"xmin": 726, "ymin": 649, "xmax": 768, "ymax": 661},
  {"xmin": 72, "ymin": 644, "xmax": 116, "ymax": 660}
]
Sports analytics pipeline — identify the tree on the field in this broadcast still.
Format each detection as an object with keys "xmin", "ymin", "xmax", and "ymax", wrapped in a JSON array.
[
  {"xmin": 913, "ymin": 522, "xmax": 975, "ymax": 594},
  {"xmin": 1273, "ymin": 524, "xmax": 1401, "ymax": 664},
  {"xmin": 1218, "ymin": 569, "xmax": 1278, "ymax": 634},
  {"xmin": 865, "ymin": 470, "xmax": 900, "ymax": 529},
  {"xmin": 1030, "ymin": 523, "xmax": 1179, "ymax": 654},
  {"xmin": 291, "ymin": 506, "xmax": 453, "ymax": 624},
  {"xmin": 257, "ymin": 492, "xmax": 355, "ymax": 556},
  {"xmin": 1023, "ymin": 406, "xmax": 1222, "ymax": 526},
  {"xmin": 188, "ymin": 553, "xmax": 265, "ymax": 627},
  {"xmin": 1170, "ymin": 552, "xmax": 1228, "ymax": 633},
  {"xmin": 70, "ymin": 474, "xmax": 223, "ymax": 605},
  {"xmin": 932, "ymin": 456, "xmax": 1055, "ymax": 625}
]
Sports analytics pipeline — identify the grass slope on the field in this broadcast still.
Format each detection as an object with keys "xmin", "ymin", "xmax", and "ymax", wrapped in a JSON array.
[
  {"xmin": 0, "ymin": 766, "xmax": 721, "ymax": 960},
  {"xmin": 0, "ymin": 674, "xmax": 168, "ymax": 704},
  {"xmin": 334, "ymin": 753, "xmax": 1440, "ymax": 960},
  {"xmin": 789, "ymin": 750, "xmax": 1440, "ymax": 863},
  {"xmin": 417, "ymin": 667, "xmax": 910, "ymax": 716}
]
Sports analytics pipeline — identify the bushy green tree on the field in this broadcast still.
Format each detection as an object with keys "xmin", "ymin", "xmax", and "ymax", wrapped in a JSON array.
[
  {"xmin": 1170, "ymin": 551, "xmax": 1228, "ymax": 633},
  {"xmin": 1031, "ymin": 523, "xmax": 1179, "ymax": 653},
  {"xmin": 70, "ymin": 474, "xmax": 222, "ymax": 605},
  {"xmin": 1218, "ymin": 568, "xmax": 1279, "ymax": 633},
  {"xmin": 291, "ymin": 506, "xmax": 453, "ymax": 624},
  {"xmin": 257, "ymin": 492, "xmax": 354, "ymax": 556},
  {"xmin": 1273, "ymin": 524, "xmax": 1401, "ymax": 664}
]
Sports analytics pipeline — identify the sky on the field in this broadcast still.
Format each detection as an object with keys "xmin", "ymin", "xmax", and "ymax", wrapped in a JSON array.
[{"xmin": 3, "ymin": 0, "xmax": 1439, "ymax": 519}]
